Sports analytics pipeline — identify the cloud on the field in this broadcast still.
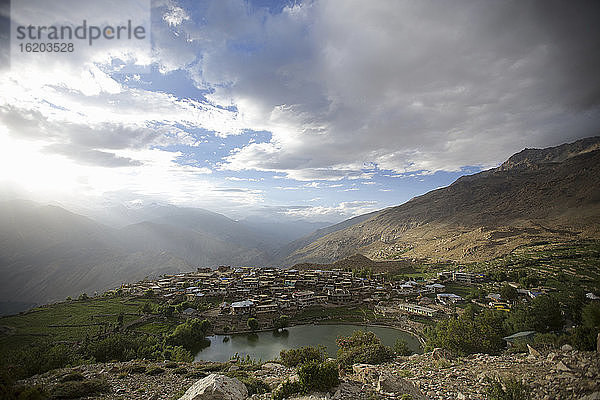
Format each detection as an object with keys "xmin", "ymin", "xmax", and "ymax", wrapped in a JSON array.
[
  {"xmin": 280, "ymin": 200, "xmax": 379, "ymax": 221},
  {"xmin": 175, "ymin": 0, "xmax": 600, "ymax": 180},
  {"xmin": 42, "ymin": 144, "xmax": 143, "ymax": 167}
]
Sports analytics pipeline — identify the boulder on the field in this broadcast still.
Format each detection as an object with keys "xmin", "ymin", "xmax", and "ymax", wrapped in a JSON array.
[
  {"xmin": 556, "ymin": 361, "xmax": 571, "ymax": 372},
  {"xmin": 352, "ymin": 364, "xmax": 379, "ymax": 385},
  {"xmin": 178, "ymin": 374, "xmax": 248, "ymax": 400},
  {"xmin": 261, "ymin": 362, "xmax": 285, "ymax": 371},
  {"xmin": 527, "ymin": 344, "xmax": 541, "ymax": 359},
  {"xmin": 431, "ymin": 347, "xmax": 452, "ymax": 360},
  {"xmin": 376, "ymin": 371, "xmax": 425, "ymax": 399},
  {"xmin": 580, "ymin": 392, "xmax": 600, "ymax": 400},
  {"xmin": 561, "ymin": 344, "xmax": 574, "ymax": 352}
]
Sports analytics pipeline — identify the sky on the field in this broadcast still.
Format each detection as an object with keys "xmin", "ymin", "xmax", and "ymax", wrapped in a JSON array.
[{"xmin": 0, "ymin": 0, "xmax": 599, "ymax": 223}]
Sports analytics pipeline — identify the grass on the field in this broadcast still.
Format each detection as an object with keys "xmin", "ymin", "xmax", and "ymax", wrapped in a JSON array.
[
  {"xmin": 0, "ymin": 297, "xmax": 157, "ymax": 353},
  {"xmin": 467, "ymin": 240, "xmax": 600, "ymax": 292},
  {"xmin": 135, "ymin": 320, "xmax": 179, "ymax": 335}
]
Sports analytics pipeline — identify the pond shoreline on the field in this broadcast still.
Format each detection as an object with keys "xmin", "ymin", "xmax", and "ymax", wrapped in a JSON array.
[
  {"xmin": 197, "ymin": 323, "xmax": 423, "ymax": 363},
  {"xmin": 214, "ymin": 320, "xmax": 425, "ymax": 345}
]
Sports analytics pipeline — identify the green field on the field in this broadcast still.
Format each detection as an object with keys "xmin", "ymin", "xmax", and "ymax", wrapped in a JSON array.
[
  {"xmin": 0, "ymin": 297, "xmax": 156, "ymax": 354},
  {"xmin": 466, "ymin": 240, "xmax": 600, "ymax": 292}
]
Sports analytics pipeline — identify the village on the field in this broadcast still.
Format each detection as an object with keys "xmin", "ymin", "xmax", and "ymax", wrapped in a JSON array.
[{"xmin": 115, "ymin": 265, "xmax": 556, "ymax": 335}]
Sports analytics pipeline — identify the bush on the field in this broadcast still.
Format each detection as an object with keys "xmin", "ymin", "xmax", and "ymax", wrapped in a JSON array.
[
  {"xmin": 122, "ymin": 364, "xmax": 146, "ymax": 374},
  {"xmin": 83, "ymin": 333, "xmax": 161, "ymax": 362},
  {"xmin": 59, "ymin": 372, "xmax": 85, "ymax": 383},
  {"xmin": 337, "ymin": 343, "xmax": 394, "ymax": 370},
  {"xmin": 247, "ymin": 318, "xmax": 259, "ymax": 332},
  {"xmin": 569, "ymin": 326, "xmax": 598, "ymax": 351},
  {"xmin": 0, "ymin": 383, "xmax": 48, "ymax": 400},
  {"xmin": 394, "ymin": 339, "xmax": 413, "ymax": 356},
  {"xmin": 505, "ymin": 295, "xmax": 563, "ymax": 334},
  {"xmin": 50, "ymin": 378, "xmax": 110, "ymax": 399},
  {"xmin": 5, "ymin": 343, "xmax": 85, "ymax": 380},
  {"xmin": 172, "ymin": 367, "xmax": 188, "ymax": 375},
  {"xmin": 145, "ymin": 366, "xmax": 165, "ymax": 376},
  {"xmin": 337, "ymin": 330, "xmax": 380, "ymax": 349},
  {"xmin": 486, "ymin": 377, "xmax": 531, "ymax": 400},
  {"xmin": 279, "ymin": 346, "xmax": 326, "ymax": 367},
  {"xmin": 273, "ymin": 315, "xmax": 290, "ymax": 331},
  {"xmin": 336, "ymin": 330, "xmax": 394, "ymax": 370},
  {"xmin": 425, "ymin": 309, "xmax": 507, "ymax": 356},
  {"xmin": 237, "ymin": 376, "xmax": 270, "ymax": 396},
  {"xmin": 298, "ymin": 360, "xmax": 339, "ymax": 392},
  {"xmin": 272, "ymin": 380, "xmax": 303, "ymax": 400},
  {"xmin": 165, "ymin": 319, "xmax": 211, "ymax": 352}
]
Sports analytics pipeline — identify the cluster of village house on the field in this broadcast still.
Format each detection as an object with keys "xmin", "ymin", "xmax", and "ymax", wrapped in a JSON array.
[{"xmin": 119, "ymin": 266, "xmax": 497, "ymax": 319}]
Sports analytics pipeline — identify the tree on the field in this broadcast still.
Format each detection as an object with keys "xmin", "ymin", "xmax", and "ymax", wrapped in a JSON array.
[
  {"xmin": 393, "ymin": 339, "xmax": 413, "ymax": 356},
  {"xmin": 581, "ymin": 302, "xmax": 600, "ymax": 329},
  {"xmin": 140, "ymin": 302, "xmax": 153, "ymax": 314},
  {"xmin": 247, "ymin": 317, "xmax": 259, "ymax": 332},
  {"xmin": 425, "ymin": 309, "xmax": 507, "ymax": 355},
  {"xmin": 273, "ymin": 315, "xmax": 289, "ymax": 331},
  {"xmin": 505, "ymin": 295, "xmax": 563, "ymax": 334},
  {"xmin": 336, "ymin": 330, "xmax": 394, "ymax": 370},
  {"xmin": 78, "ymin": 293, "xmax": 88, "ymax": 301},
  {"xmin": 500, "ymin": 285, "xmax": 518, "ymax": 302},
  {"xmin": 165, "ymin": 319, "xmax": 211, "ymax": 351}
]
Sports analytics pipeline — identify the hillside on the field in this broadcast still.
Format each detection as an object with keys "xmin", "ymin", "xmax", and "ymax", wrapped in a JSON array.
[
  {"xmin": 0, "ymin": 201, "xmax": 272, "ymax": 305},
  {"xmin": 281, "ymin": 137, "xmax": 600, "ymax": 265}
]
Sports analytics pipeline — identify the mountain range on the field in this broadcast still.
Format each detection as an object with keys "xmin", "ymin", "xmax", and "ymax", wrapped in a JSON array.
[
  {"xmin": 280, "ymin": 136, "xmax": 600, "ymax": 265},
  {"xmin": 1, "ymin": 136, "xmax": 599, "ymax": 307}
]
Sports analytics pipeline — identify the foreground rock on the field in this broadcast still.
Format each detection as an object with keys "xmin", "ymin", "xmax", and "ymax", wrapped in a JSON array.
[
  {"xmin": 179, "ymin": 374, "xmax": 247, "ymax": 400},
  {"xmin": 16, "ymin": 348, "xmax": 600, "ymax": 399}
]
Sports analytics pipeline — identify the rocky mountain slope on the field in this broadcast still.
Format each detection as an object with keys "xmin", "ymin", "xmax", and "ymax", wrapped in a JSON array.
[
  {"xmin": 281, "ymin": 136, "xmax": 600, "ymax": 265},
  {"xmin": 18, "ymin": 346, "xmax": 600, "ymax": 399}
]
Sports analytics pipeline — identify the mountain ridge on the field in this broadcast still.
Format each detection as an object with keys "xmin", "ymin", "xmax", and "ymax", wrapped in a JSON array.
[{"xmin": 279, "ymin": 136, "xmax": 600, "ymax": 265}]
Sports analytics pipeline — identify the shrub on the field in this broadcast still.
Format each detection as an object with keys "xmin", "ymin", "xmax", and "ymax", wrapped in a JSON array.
[
  {"xmin": 337, "ymin": 330, "xmax": 394, "ymax": 370},
  {"xmin": 237, "ymin": 376, "xmax": 270, "ymax": 396},
  {"xmin": 272, "ymin": 380, "xmax": 303, "ymax": 400},
  {"xmin": 298, "ymin": 360, "xmax": 339, "ymax": 392},
  {"xmin": 82, "ymin": 333, "xmax": 161, "ymax": 362},
  {"xmin": 5, "ymin": 343, "xmax": 85, "ymax": 379},
  {"xmin": 279, "ymin": 346, "xmax": 326, "ymax": 367},
  {"xmin": 425, "ymin": 309, "xmax": 507, "ymax": 355},
  {"xmin": 165, "ymin": 319, "xmax": 211, "ymax": 352},
  {"xmin": 273, "ymin": 315, "xmax": 290, "ymax": 331},
  {"xmin": 122, "ymin": 364, "xmax": 146, "ymax": 374},
  {"xmin": 145, "ymin": 366, "xmax": 165, "ymax": 376},
  {"xmin": 0, "ymin": 383, "xmax": 49, "ymax": 400},
  {"xmin": 337, "ymin": 343, "xmax": 394, "ymax": 370},
  {"xmin": 50, "ymin": 378, "xmax": 110, "ymax": 399},
  {"xmin": 247, "ymin": 318, "xmax": 259, "ymax": 332},
  {"xmin": 59, "ymin": 372, "xmax": 85, "ymax": 383},
  {"xmin": 486, "ymin": 377, "xmax": 531, "ymax": 400},
  {"xmin": 337, "ymin": 330, "xmax": 380, "ymax": 349},
  {"xmin": 394, "ymin": 339, "xmax": 413, "ymax": 356},
  {"xmin": 569, "ymin": 326, "xmax": 598, "ymax": 351},
  {"xmin": 172, "ymin": 367, "xmax": 188, "ymax": 375}
]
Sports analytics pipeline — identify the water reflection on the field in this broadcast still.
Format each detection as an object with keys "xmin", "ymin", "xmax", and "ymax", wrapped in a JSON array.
[{"xmin": 195, "ymin": 324, "xmax": 421, "ymax": 363}]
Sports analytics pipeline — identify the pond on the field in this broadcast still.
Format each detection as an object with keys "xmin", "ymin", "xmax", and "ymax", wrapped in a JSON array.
[{"xmin": 195, "ymin": 324, "xmax": 422, "ymax": 362}]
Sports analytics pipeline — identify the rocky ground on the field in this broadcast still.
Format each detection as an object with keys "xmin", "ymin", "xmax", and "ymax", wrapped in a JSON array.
[{"xmin": 18, "ymin": 346, "xmax": 599, "ymax": 399}]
